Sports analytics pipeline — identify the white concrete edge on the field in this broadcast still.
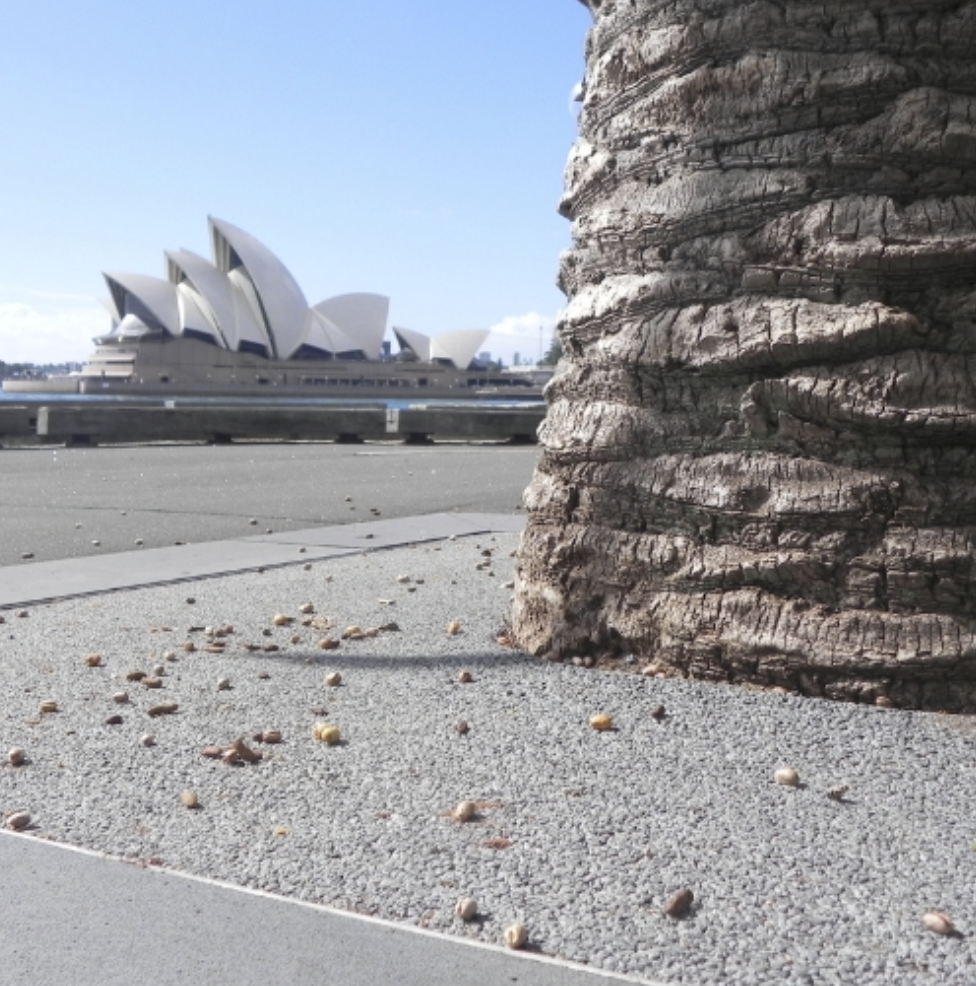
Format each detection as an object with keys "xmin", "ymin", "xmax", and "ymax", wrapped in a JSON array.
[{"xmin": 0, "ymin": 829, "xmax": 671, "ymax": 986}]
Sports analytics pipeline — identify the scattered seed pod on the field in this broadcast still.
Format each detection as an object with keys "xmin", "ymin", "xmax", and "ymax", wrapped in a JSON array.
[
  {"xmin": 201, "ymin": 745, "xmax": 224, "ymax": 759},
  {"xmin": 126, "ymin": 670, "xmax": 147, "ymax": 682},
  {"xmin": 303, "ymin": 563, "xmax": 312, "ymax": 571},
  {"xmin": 342, "ymin": 625, "xmax": 363, "ymax": 638},
  {"xmin": 134, "ymin": 538, "xmax": 144, "ymax": 546},
  {"xmin": 85, "ymin": 654, "xmax": 102, "ymax": 667},
  {"xmin": 319, "ymin": 638, "xmax": 340, "ymax": 650},
  {"xmin": 455, "ymin": 721, "xmax": 470, "ymax": 735},
  {"xmin": 16, "ymin": 610, "xmax": 28, "ymax": 618},
  {"xmin": 104, "ymin": 714, "xmax": 123, "ymax": 726},
  {"xmin": 324, "ymin": 672, "xmax": 342, "ymax": 687},
  {"xmin": 379, "ymin": 622, "xmax": 400, "ymax": 632},
  {"xmin": 185, "ymin": 597, "xmax": 195, "ymax": 605},
  {"xmin": 262, "ymin": 644, "xmax": 280, "ymax": 653},
  {"xmin": 257, "ymin": 671, "xmax": 271, "ymax": 680},
  {"xmin": 455, "ymin": 897, "xmax": 478, "ymax": 921},
  {"xmin": 152, "ymin": 665, "xmax": 166, "ymax": 676},
  {"xmin": 272, "ymin": 614, "xmax": 292, "ymax": 626},
  {"xmin": 501, "ymin": 580, "xmax": 514, "ymax": 590},
  {"xmin": 641, "ymin": 664, "xmax": 660, "ymax": 677},
  {"xmin": 6, "ymin": 811, "xmax": 31, "ymax": 831},
  {"xmin": 312, "ymin": 723, "xmax": 341, "ymax": 745},
  {"xmin": 180, "ymin": 790, "xmax": 199, "ymax": 809},
  {"xmin": 650, "ymin": 705, "xmax": 666, "ymax": 721},
  {"xmin": 664, "ymin": 888, "xmax": 694, "ymax": 918},
  {"xmin": 216, "ymin": 678, "xmax": 232, "ymax": 692},
  {"xmin": 298, "ymin": 547, "xmax": 307, "ymax": 554},
  {"xmin": 91, "ymin": 540, "xmax": 101, "ymax": 547},
  {"xmin": 396, "ymin": 575, "xmax": 411, "ymax": 584},
  {"xmin": 458, "ymin": 670, "xmax": 473, "ymax": 684},
  {"xmin": 452, "ymin": 801, "xmax": 477, "ymax": 822},
  {"xmin": 922, "ymin": 911, "xmax": 956, "ymax": 936},
  {"xmin": 182, "ymin": 642, "xmax": 197, "ymax": 653},
  {"xmin": 139, "ymin": 734, "xmax": 156, "ymax": 747},
  {"xmin": 142, "ymin": 677, "xmax": 163, "ymax": 689},
  {"xmin": 289, "ymin": 633, "xmax": 301, "ymax": 645},
  {"xmin": 875, "ymin": 695, "xmax": 894, "ymax": 708},
  {"xmin": 827, "ymin": 785, "xmax": 849, "ymax": 802},
  {"xmin": 112, "ymin": 692, "xmax": 129, "ymax": 704},
  {"xmin": 504, "ymin": 924, "xmax": 528, "ymax": 949},
  {"xmin": 230, "ymin": 737, "xmax": 261, "ymax": 764},
  {"xmin": 774, "ymin": 767, "xmax": 800, "ymax": 787},
  {"xmin": 447, "ymin": 622, "xmax": 461, "ymax": 635},
  {"xmin": 260, "ymin": 729, "xmax": 283, "ymax": 744},
  {"xmin": 8, "ymin": 748, "xmax": 26, "ymax": 766},
  {"xmin": 39, "ymin": 701, "xmax": 58, "ymax": 714},
  {"xmin": 146, "ymin": 702, "xmax": 178, "ymax": 717},
  {"xmin": 299, "ymin": 602, "xmax": 315, "ymax": 614},
  {"xmin": 589, "ymin": 713, "xmax": 613, "ymax": 732},
  {"xmin": 249, "ymin": 518, "xmax": 258, "ymax": 525}
]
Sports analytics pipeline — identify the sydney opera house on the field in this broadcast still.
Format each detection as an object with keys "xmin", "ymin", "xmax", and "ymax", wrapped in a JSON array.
[{"xmin": 5, "ymin": 218, "xmax": 544, "ymax": 398}]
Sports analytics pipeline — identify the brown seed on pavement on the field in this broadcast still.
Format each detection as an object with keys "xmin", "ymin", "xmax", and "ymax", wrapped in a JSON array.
[
  {"xmin": 142, "ymin": 677, "xmax": 163, "ymax": 689},
  {"xmin": 457, "ymin": 671, "xmax": 473, "ymax": 684},
  {"xmin": 85, "ymin": 654, "xmax": 103, "ymax": 667},
  {"xmin": 454, "ymin": 721, "xmax": 469, "ymax": 735},
  {"xmin": 112, "ymin": 692, "xmax": 129, "ymax": 704},
  {"xmin": 180, "ymin": 790, "xmax": 199, "ymax": 809},
  {"xmin": 299, "ymin": 602, "xmax": 315, "ymax": 614},
  {"xmin": 827, "ymin": 785, "xmax": 849, "ymax": 802},
  {"xmin": 104, "ymin": 714, "xmax": 123, "ymax": 726},
  {"xmin": 8, "ymin": 748, "xmax": 26, "ymax": 766},
  {"xmin": 201, "ymin": 745, "xmax": 224, "ymax": 759},
  {"xmin": 217, "ymin": 678, "xmax": 231, "ymax": 691},
  {"xmin": 324, "ymin": 672, "xmax": 342, "ymax": 687},
  {"xmin": 447, "ymin": 621, "xmax": 461, "ymax": 635},
  {"xmin": 664, "ymin": 888, "xmax": 694, "ymax": 918},
  {"xmin": 229, "ymin": 737, "xmax": 261, "ymax": 763},
  {"xmin": 39, "ymin": 701, "xmax": 58, "ymax": 714},
  {"xmin": 504, "ymin": 924, "xmax": 527, "ymax": 949},
  {"xmin": 774, "ymin": 767, "xmax": 800, "ymax": 787},
  {"xmin": 147, "ymin": 703, "xmax": 178, "ymax": 717},
  {"xmin": 182, "ymin": 642, "xmax": 197, "ymax": 653},
  {"xmin": 589, "ymin": 713, "xmax": 613, "ymax": 731},
  {"xmin": 452, "ymin": 801, "xmax": 477, "ymax": 822},
  {"xmin": 455, "ymin": 898, "xmax": 478, "ymax": 922},
  {"xmin": 6, "ymin": 811, "xmax": 31, "ymax": 831},
  {"xmin": 650, "ymin": 705, "xmax": 666, "ymax": 720},
  {"xmin": 126, "ymin": 670, "xmax": 147, "ymax": 682},
  {"xmin": 875, "ymin": 695, "xmax": 894, "ymax": 708}
]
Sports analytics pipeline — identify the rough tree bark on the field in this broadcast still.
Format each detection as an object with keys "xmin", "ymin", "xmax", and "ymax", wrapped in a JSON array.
[{"xmin": 513, "ymin": 0, "xmax": 976, "ymax": 711}]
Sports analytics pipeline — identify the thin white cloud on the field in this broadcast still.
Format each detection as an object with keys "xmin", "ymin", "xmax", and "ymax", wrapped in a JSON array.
[
  {"xmin": 0, "ymin": 302, "xmax": 104, "ymax": 364},
  {"xmin": 486, "ymin": 311, "xmax": 559, "ymax": 365}
]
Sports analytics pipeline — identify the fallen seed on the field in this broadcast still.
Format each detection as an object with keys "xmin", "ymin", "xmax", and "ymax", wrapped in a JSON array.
[
  {"xmin": 504, "ymin": 924, "xmax": 527, "ymax": 950},
  {"xmin": 260, "ymin": 729, "xmax": 283, "ymax": 744},
  {"xmin": 457, "ymin": 670, "xmax": 473, "ymax": 684},
  {"xmin": 112, "ymin": 692, "xmax": 129, "ymax": 704},
  {"xmin": 299, "ymin": 602, "xmax": 315, "ymax": 614},
  {"xmin": 185, "ymin": 597, "xmax": 195, "ymax": 605},
  {"xmin": 272, "ymin": 614, "xmax": 293, "ymax": 626},
  {"xmin": 454, "ymin": 721, "xmax": 469, "ymax": 735},
  {"xmin": 452, "ymin": 801, "xmax": 477, "ymax": 822},
  {"xmin": 142, "ymin": 677, "xmax": 163, "ymax": 689},
  {"xmin": 827, "ymin": 785, "xmax": 848, "ymax": 802},
  {"xmin": 262, "ymin": 644, "xmax": 279, "ymax": 653},
  {"xmin": 312, "ymin": 723, "xmax": 341, "ymax": 745},
  {"xmin": 152, "ymin": 665, "xmax": 166, "ymax": 676},
  {"xmin": 342, "ymin": 626, "xmax": 363, "ymax": 638},
  {"xmin": 774, "ymin": 767, "xmax": 800, "ymax": 787},
  {"xmin": 6, "ymin": 811, "xmax": 31, "ymax": 831},
  {"xmin": 455, "ymin": 898, "xmax": 478, "ymax": 922},
  {"xmin": 147, "ymin": 703, "xmax": 178, "ymax": 717},
  {"xmin": 324, "ymin": 672, "xmax": 342, "ymax": 687},
  {"xmin": 85, "ymin": 654, "xmax": 102, "ymax": 667},
  {"xmin": 39, "ymin": 701, "xmax": 58, "ymax": 714},
  {"xmin": 875, "ymin": 695, "xmax": 894, "ymax": 708},
  {"xmin": 140, "ymin": 734, "xmax": 156, "ymax": 747},
  {"xmin": 229, "ymin": 737, "xmax": 261, "ymax": 764},
  {"xmin": 180, "ymin": 790, "xmax": 199, "ymax": 809},
  {"xmin": 182, "ymin": 642, "xmax": 197, "ymax": 653},
  {"xmin": 589, "ymin": 713, "xmax": 613, "ymax": 731},
  {"xmin": 134, "ymin": 539, "xmax": 143, "ymax": 546},
  {"xmin": 104, "ymin": 714, "xmax": 123, "ymax": 726},
  {"xmin": 447, "ymin": 621, "xmax": 461, "ymax": 635},
  {"xmin": 126, "ymin": 670, "xmax": 147, "ymax": 682},
  {"xmin": 16, "ymin": 610, "xmax": 28, "ymax": 619},
  {"xmin": 650, "ymin": 705, "xmax": 666, "ymax": 721},
  {"xmin": 201, "ymin": 745, "xmax": 224, "ymax": 759},
  {"xmin": 249, "ymin": 518, "xmax": 258, "ymax": 525},
  {"xmin": 8, "ymin": 748, "xmax": 25, "ymax": 766},
  {"xmin": 922, "ymin": 911, "xmax": 956, "ymax": 935},
  {"xmin": 20, "ymin": 552, "xmax": 34, "ymax": 560},
  {"xmin": 217, "ymin": 678, "xmax": 231, "ymax": 691},
  {"xmin": 664, "ymin": 888, "xmax": 694, "ymax": 918},
  {"xmin": 303, "ymin": 563, "xmax": 312, "ymax": 571}
]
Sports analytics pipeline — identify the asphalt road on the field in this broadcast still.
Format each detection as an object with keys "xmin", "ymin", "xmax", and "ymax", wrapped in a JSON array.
[{"xmin": 0, "ymin": 442, "xmax": 538, "ymax": 566}]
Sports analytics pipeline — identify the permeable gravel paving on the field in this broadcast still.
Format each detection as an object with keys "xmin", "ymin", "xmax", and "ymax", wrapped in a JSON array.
[{"xmin": 1, "ymin": 533, "xmax": 974, "ymax": 985}]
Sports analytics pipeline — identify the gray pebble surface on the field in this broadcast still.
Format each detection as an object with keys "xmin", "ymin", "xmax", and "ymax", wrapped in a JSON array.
[{"xmin": 1, "ymin": 532, "xmax": 975, "ymax": 985}]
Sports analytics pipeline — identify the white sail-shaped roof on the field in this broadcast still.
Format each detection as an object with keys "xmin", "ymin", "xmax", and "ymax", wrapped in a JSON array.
[
  {"xmin": 431, "ymin": 329, "xmax": 490, "ymax": 369},
  {"xmin": 103, "ymin": 273, "xmax": 180, "ymax": 336},
  {"xmin": 393, "ymin": 326, "xmax": 432, "ymax": 362},
  {"xmin": 296, "ymin": 309, "xmax": 362, "ymax": 358},
  {"xmin": 311, "ymin": 293, "xmax": 389, "ymax": 360},
  {"xmin": 166, "ymin": 250, "xmax": 233, "ymax": 349},
  {"xmin": 209, "ymin": 217, "xmax": 308, "ymax": 359},
  {"xmin": 175, "ymin": 282, "xmax": 223, "ymax": 347}
]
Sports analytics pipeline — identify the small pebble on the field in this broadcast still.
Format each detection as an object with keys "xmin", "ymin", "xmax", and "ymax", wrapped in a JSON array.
[
  {"xmin": 180, "ymin": 790, "xmax": 199, "ymax": 809},
  {"xmin": 20, "ymin": 552, "xmax": 34, "ymax": 560},
  {"xmin": 134, "ymin": 539, "xmax": 144, "ymax": 546},
  {"xmin": 303, "ymin": 563, "xmax": 313, "ymax": 571},
  {"xmin": 185, "ymin": 597, "xmax": 196, "ymax": 605},
  {"xmin": 922, "ymin": 911, "xmax": 956, "ymax": 936},
  {"xmin": 452, "ymin": 801, "xmax": 476, "ymax": 822},
  {"xmin": 664, "ymin": 888, "xmax": 694, "ymax": 918},
  {"xmin": 324, "ymin": 672, "xmax": 342, "ymax": 687}
]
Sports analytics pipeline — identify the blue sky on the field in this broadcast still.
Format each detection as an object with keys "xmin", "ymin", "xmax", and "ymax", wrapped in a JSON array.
[{"xmin": 0, "ymin": 0, "xmax": 592, "ymax": 365}]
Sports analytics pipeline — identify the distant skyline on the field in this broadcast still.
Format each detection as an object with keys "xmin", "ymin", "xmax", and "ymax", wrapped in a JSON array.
[{"xmin": 0, "ymin": 1, "xmax": 591, "ymax": 366}]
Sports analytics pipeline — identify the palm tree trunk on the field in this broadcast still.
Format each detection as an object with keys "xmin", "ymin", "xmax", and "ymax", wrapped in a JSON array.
[{"xmin": 514, "ymin": 0, "xmax": 976, "ymax": 711}]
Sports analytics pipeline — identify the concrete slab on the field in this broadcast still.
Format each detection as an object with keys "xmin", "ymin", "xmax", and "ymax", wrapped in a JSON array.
[
  {"xmin": 248, "ymin": 511, "xmax": 526, "ymax": 549},
  {"xmin": 0, "ymin": 833, "xmax": 648, "ymax": 986},
  {"xmin": 0, "ymin": 513, "xmax": 524, "ymax": 609}
]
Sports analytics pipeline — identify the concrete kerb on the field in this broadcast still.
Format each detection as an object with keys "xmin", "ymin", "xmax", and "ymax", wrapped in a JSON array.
[{"xmin": 0, "ymin": 512, "xmax": 525, "ymax": 610}]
